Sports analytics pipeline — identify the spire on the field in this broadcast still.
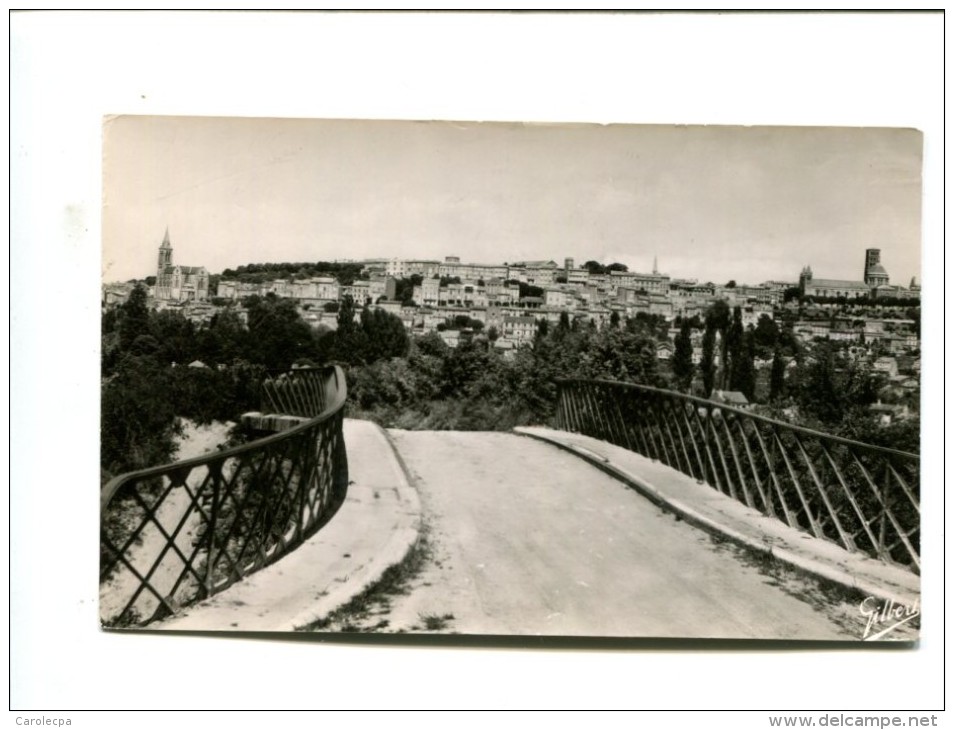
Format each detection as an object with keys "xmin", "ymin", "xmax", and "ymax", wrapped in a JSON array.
[
  {"xmin": 653, "ymin": 255, "xmax": 658, "ymax": 275},
  {"xmin": 157, "ymin": 226, "xmax": 173, "ymax": 276}
]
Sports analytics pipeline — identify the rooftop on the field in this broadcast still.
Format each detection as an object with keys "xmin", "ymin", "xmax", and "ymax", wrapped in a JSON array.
[{"xmin": 807, "ymin": 278, "xmax": 870, "ymax": 290}]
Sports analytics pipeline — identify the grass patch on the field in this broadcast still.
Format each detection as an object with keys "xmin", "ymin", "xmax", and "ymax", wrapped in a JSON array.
[
  {"xmin": 419, "ymin": 612, "xmax": 455, "ymax": 631},
  {"xmin": 296, "ymin": 525, "xmax": 434, "ymax": 632},
  {"xmin": 707, "ymin": 533, "xmax": 919, "ymax": 638}
]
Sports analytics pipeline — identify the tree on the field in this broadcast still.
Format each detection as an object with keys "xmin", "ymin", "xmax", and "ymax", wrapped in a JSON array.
[
  {"xmin": 769, "ymin": 346, "xmax": 786, "ymax": 401},
  {"xmin": 700, "ymin": 327, "xmax": 717, "ymax": 397},
  {"xmin": 118, "ymin": 284, "xmax": 151, "ymax": 352},
  {"xmin": 101, "ymin": 354, "xmax": 180, "ymax": 477},
  {"xmin": 777, "ymin": 323, "xmax": 800, "ymax": 358},
  {"xmin": 587, "ymin": 327, "xmax": 659, "ymax": 385},
  {"xmin": 730, "ymin": 331, "xmax": 757, "ymax": 401},
  {"xmin": 394, "ymin": 275, "xmax": 423, "ymax": 305},
  {"xmin": 752, "ymin": 314, "xmax": 780, "ymax": 357},
  {"xmin": 128, "ymin": 334, "xmax": 161, "ymax": 358},
  {"xmin": 151, "ymin": 309, "xmax": 197, "ymax": 365},
  {"xmin": 909, "ymin": 307, "xmax": 921, "ymax": 338},
  {"xmin": 245, "ymin": 295, "xmax": 318, "ymax": 370},
  {"xmin": 722, "ymin": 306, "xmax": 744, "ymax": 389},
  {"xmin": 452, "ymin": 314, "xmax": 482, "ymax": 331},
  {"xmin": 698, "ymin": 300, "xmax": 734, "ymax": 395},
  {"xmin": 332, "ymin": 295, "xmax": 365, "ymax": 363},
  {"xmin": 627, "ymin": 312, "xmax": 668, "ymax": 341},
  {"xmin": 101, "ymin": 306, "xmax": 119, "ymax": 336},
  {"xmin": 796, "ymin": 342, "xmax": 877, "ymax": 425},
  {"xmin": 798, "ymin": 346, "xmax": 843, "ymax": 424},
  {"xmin": 783, "ymin": 286, "xmax": 802, "ymax": 303},
  {"xmin": 441, "ymin": 338, "xmax": 494, "ymax": 398},
  {"xmin": 516, "ymin": 282, "xmax": 545, "ymax": 299},
  {"xmin": 199, "ymin": 309, "xmax": 247, "ymax": 365},
  {"xmin": 725, "ymin": 280, "xmax": 737, "ymax": 288},
  {"xmin": 672, "ymin": 320, "xmax": 694, "ymax": 392},
  {"xmin": 416, "ymin": 331, "xmax": 449, "ymax": 358},
  {"xmin": 360, "ymin": 307, "xmax": 410, "ymax": 363},
  {"xmin": 705, "ymin": 299, "xmax": 730, "ymax": 333}
]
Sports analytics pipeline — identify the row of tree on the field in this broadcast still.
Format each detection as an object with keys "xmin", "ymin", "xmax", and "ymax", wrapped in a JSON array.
[
  {"xmin": 668, "ymin": 301, "xmax": 910, "ymax": 436},
  {"xmin": 101, "ymin": 286, "xmax": 414, "ymax": 479},
  {"xmin": 344, "ymin": 309, "xmax": 664, "ymax": 431},
  {"xmin": 670, "ymin": 303, "xmax": 774, "ymax": 402},
  {"xmin": 581, "ymin": 261, "xmax": 629, "ymax": 275},
  {"xmin": 219, "ymin": 261, "xmax": 366, "ymax": 286},
  {"xmin": 103, "ymin": 285, "xmax": 415, "ymax": 376},
  {"xmin": 102, "ymin": 284, "xmax": 916, "ymax": 481},
  {"xmin": 104, "ymin": 289, "xmax": 320, "ymax": 373}
]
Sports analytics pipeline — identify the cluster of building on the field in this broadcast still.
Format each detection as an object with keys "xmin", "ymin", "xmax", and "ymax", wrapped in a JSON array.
[
  {"xmin": 798, "ymin": 248, "xmax": 920, "ymax": 300},
  {"xmin": 790, "ymin": 317, "xmax": 919, "ymax": 353},
  {"xmin": 204, "ymin": 254, "xmax": 787, "ymax": 350},
  {"xmin": 101, "ymin": 235, "xmax": 921, "ymax": 415}
]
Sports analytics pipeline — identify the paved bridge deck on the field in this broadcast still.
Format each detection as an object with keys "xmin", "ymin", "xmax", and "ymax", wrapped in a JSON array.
[
  {"xmin": 516, "ymin": 427, "xmax": 920, "ymax": 608},
  {"xmin": 155, "ymin": 420, "xmax": 919, "ymax": 640}
]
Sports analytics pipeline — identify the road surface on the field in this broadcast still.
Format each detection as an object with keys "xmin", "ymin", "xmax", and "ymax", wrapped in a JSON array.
[{"xmin": 319, "ymin": 430, "xmax": 866, "ymax": 639}]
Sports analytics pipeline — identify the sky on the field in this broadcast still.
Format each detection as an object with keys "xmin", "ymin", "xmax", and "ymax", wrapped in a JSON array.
[{"xmin": 102, "ymin": 115, "xmax": 922, "ymax": 288}]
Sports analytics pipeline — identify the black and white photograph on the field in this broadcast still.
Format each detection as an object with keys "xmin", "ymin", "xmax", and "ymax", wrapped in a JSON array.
[
  {"xmin": 100, "ymin": 117, "xmax": 922, "ymax": 641},
  {"xmin": 12, "ymin": 10, "xmax": 943, "ymax": 718}
]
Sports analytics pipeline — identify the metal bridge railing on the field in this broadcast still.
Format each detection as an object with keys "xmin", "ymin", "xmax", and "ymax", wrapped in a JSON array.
[
  {"xmin": 556, "ymin": 379, "xmax": 920, "ymax": 573},
  {"xmin": 100, "ymin": 365, "xmax": 349, "ymax": 628},
  {"xmin": 261, "ymin": 366, "xmax": 331, "ymax": 418}
]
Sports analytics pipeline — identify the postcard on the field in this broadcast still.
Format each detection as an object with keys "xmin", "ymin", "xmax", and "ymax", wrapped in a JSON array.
[{"xmin": 101, "ymin": 116, "xmax": 921, "ymax": 641}]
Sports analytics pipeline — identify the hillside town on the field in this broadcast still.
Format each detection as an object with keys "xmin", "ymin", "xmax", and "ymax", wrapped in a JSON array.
[{"xmin": 103, "ymin": 231, "xmax": 921, "ymax": 423}]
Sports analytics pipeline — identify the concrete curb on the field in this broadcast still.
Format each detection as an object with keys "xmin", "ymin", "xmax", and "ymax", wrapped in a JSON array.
[
  {"xmin": 514, "ymin": 427, "xmax": 919, "ymax": 608},
  {"xmin": 288, "ymin": 522, "xmax": 423, "ymax": 631},
  {"xmin": 288, "ymin": 421, "xmax": 424, "ymax": 630}
]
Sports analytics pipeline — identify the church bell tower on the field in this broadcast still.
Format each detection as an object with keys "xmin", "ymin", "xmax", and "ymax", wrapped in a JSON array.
[{"xmin": 157, "ymin": 227, "xmax": 173, "ymax": 276}]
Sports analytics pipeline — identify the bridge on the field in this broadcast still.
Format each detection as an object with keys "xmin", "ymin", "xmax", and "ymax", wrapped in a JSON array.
[{"xmin": 100, "ymin": 366, "xmax": 920, "ymax": 640}]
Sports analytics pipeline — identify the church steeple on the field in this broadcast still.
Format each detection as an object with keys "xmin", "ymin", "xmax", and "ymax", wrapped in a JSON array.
[{"xmin": 157, "ymin": 227, "xmax": 173, "ymax": 275}]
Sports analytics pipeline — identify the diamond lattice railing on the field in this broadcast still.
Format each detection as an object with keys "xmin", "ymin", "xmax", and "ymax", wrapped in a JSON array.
[
  {"xmin": 100, "ymin": 366, "xmax": 349, "ymax": 628},
  {"xmin": 556, "ymin": 379, "xmax": 920, "ymax": 573}
]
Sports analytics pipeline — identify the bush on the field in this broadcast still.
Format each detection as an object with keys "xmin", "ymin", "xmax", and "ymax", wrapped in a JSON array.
[{"xmin": 101, "ymin": 355, "xmax": 181, "ymax": 475}]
